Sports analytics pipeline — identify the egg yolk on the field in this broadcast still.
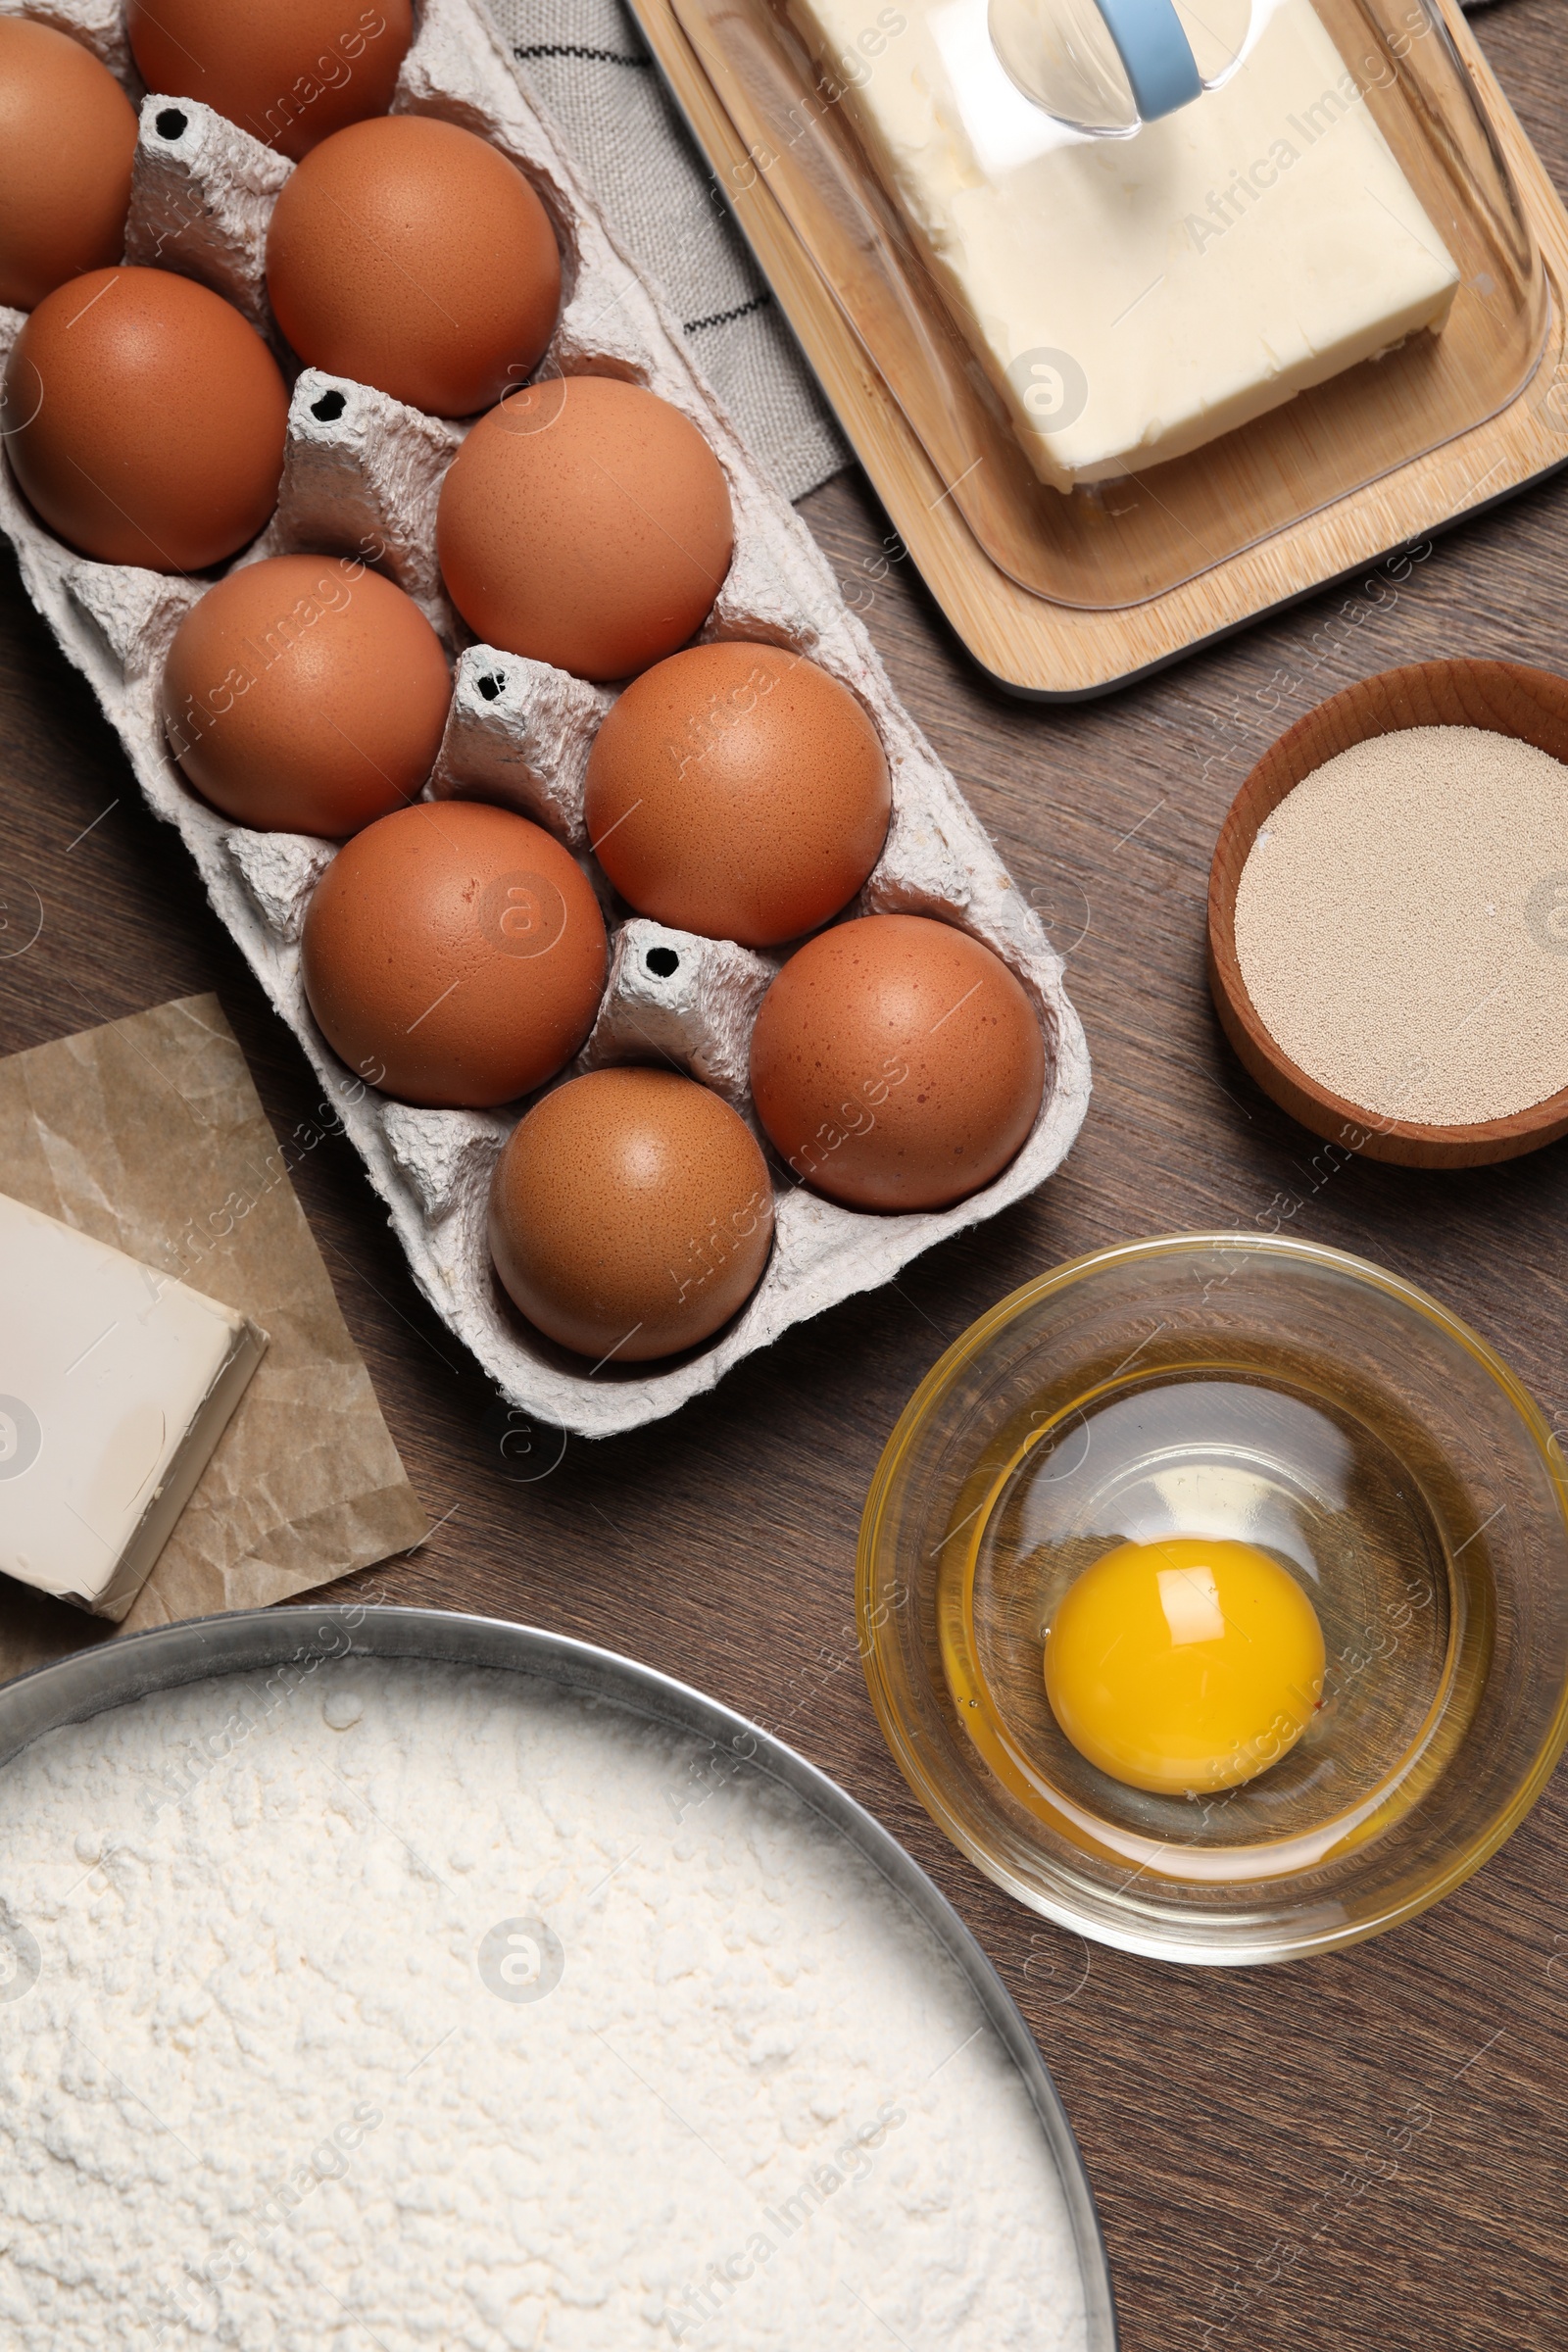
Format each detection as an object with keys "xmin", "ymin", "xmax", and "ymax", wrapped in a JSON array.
[{"xmin": 1043, "ymin": 1537, "xmax": 1326, "ymax": 1795}]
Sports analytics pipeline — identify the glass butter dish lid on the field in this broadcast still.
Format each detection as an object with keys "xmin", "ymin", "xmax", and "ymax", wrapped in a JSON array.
[
  {"xmin": 857, "ymin": 1237, "xmax": 1568, "ymax": 1966},
  {"xmin": 668, "ymin": 0, "xmax": 1548, "ymax": 611},
  {"xmin": 988, "ymin": 0, "xmax": 1255, "ymax": 140}
]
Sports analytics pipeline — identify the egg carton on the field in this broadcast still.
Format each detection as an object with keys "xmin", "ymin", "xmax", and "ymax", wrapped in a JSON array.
[{"xmin": 0, "ymin": 0, "xmax": 1091, "ymax": 1438}]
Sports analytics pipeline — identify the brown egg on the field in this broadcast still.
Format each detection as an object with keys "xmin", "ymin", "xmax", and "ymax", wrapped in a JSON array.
[
  {"xmin": 437, "ymin": 376, "xmax": 733, "ymax": 681},
  {"xmin": 302, "ymin": 802, "xmax": 607, "ymax": 1106},
  {"xmin": 125, "ymin": 0, "xmax": 413, "ymax": 161},
  {"xmin": 0, "ymin": 268, "xmax": 287, "ymax": 571},
  {"xmin": 583, "ymin": 643, "xmax": 891, "ymax": 948},
  {"xmin": 266, "ymin": 118, "xmax": 562, "ymax": 418},
  {"xmin": 0, "ymin": 21, "xmax": 137, "ymax": 312},
  {"xmin": 489, "ymin": 1067, "xmax": 774, "ymax": 1360},
  {"xmin": 162, "ymin": 556, "xmax": 451, "ymax": 837},
  {"xmin": 750, "ymin": 914, "xmax": 1046, "ymax": 1211}
]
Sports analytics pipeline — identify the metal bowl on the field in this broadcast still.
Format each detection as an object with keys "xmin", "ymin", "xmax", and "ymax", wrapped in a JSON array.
[{"xmin": 0, "ymin": 1602, "xmax": 1117, "ymax": 2348}]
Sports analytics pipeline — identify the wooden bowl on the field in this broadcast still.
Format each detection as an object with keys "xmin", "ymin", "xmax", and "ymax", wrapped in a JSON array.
[{"xmin": 1207, "ymin": 658, "xmax": 1568, "ymax": 1168}]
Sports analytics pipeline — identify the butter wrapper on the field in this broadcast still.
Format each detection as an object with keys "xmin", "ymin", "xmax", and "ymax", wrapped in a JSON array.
[{"xmin": 0, "ymin": 996, "xmax": 427, "ymax": 1680}]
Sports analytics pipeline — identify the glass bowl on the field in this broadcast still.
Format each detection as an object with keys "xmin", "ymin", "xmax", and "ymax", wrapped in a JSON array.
[{"xmin": 857, "ymin": 1234, "xmax": 1568, "ymax": 1965}]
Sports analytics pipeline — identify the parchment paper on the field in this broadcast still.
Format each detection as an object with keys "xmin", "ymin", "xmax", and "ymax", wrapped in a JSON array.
[{"xmin": 0, "ymin": 995, "xmax": 428, "ymax": 1682}]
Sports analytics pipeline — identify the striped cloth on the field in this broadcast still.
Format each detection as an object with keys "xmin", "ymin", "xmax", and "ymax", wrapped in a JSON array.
[{"xmin": 488, "ymin": 0, "xmax": 850, "ymax": 499}]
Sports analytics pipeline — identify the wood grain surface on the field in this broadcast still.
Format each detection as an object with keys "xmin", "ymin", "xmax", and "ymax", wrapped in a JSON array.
[
  {"xmin": 3, "ymin": 5, "xmax": 1568, "ymax": 2346},
  {"xmin": 1207, "ymin": 656, "xmax": 1568, "ymax": 1165}
]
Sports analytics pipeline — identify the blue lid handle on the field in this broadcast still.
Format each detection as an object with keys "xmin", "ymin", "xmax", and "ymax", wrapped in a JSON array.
[{"xmin": 1095, "ymin": 0, "xmax": 1202, "ymax": 120}]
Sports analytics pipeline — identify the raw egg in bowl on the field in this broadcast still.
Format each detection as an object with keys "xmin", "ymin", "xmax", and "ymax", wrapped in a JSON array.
[{"xmin": 857, "ymin": 1234, "xmax": 1568, "ymax": 1964}]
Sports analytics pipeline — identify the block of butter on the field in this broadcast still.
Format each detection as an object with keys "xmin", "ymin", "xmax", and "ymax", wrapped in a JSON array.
[
  {"xmin": 795, "ymin": 0, "xmax": 1459, "ymax": 486},
  {"xmin": 0, "ymin": 1193, "xmax": 268, "ymax": 1620}
]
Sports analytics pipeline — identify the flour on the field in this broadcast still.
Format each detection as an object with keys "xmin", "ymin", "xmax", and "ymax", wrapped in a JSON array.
[{"xmin": 0, "ymin": 1661, "xmax": 1086, "ymax": 2351}]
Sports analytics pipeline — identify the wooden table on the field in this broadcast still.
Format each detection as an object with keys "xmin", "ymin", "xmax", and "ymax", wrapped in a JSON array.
[{"xmin": 3, "ymin": 4, "xmax": 1566, "ymax": 2340}]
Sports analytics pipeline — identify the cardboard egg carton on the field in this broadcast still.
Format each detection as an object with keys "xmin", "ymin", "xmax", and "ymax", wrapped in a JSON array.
[{"xmin": 0, "ymin": 0, "xmax": 1090, "ymax": 1438}]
